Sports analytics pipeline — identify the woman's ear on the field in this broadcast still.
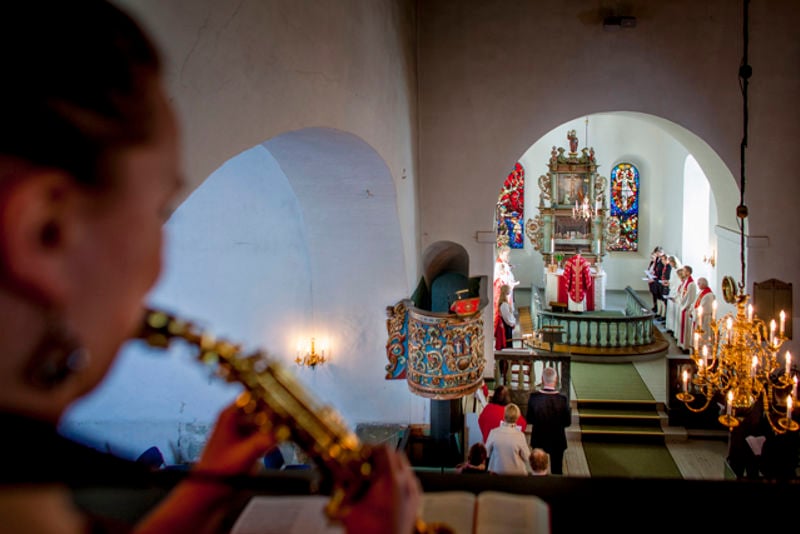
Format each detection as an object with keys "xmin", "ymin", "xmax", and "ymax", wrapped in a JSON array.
[{"xmin": 0, "ymin": 169, "xmax": 79, "ymax": 306}]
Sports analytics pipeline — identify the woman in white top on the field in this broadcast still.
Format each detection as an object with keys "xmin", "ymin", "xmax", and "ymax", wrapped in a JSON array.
[{"xmin": 486, "ymin": 404, "xmax": 531, "ymax": 475}]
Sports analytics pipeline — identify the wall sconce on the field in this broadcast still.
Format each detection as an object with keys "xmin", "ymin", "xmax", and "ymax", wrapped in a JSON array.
[
  {"xmin": 703, "ymin": 251, "xmax": 716, "ymax": 268},
  {"xmin": 295, "ymin": 337, "xmax": 328, "ymax": 368}
]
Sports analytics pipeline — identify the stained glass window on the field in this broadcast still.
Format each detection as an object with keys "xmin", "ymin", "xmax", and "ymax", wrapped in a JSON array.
[
  {"xmin": 496, "ymin": 162, "xmax": 525, "ymax": 249},
  {"xmin": 608, "ymin": 162, "xmax": 639, "ymax": 251}
]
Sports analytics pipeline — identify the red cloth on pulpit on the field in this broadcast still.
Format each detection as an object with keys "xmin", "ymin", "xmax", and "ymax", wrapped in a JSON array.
[{"xmin": 557, "ymin": 254, "xmax": 595, "ymax": 311}]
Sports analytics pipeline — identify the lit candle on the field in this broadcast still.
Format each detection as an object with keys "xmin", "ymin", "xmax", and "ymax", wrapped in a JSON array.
[
  {"xmin": 780, "ymin": 310, "xmax": 786, "ymax": 337},
  {"xmin": 551, "ymin": 237, "xmax": 555, "ymax": 253},
  {"xmin": 693, "ymin": 333, "xmax": 700, "ymax": 355},
  {"xmin": 794, "ymin": 376, "xmax": 798, "ymax": 400},
  {"xmin": 682, "ymin": 369, "xmax": 688, "ymax": 394},
  {"xmin": 726, "ymin": 391, "xmax": 733, "ymax": 417},
  {"xmin": 702, "ymin": 345, "xmax": 709, "ymax": 368},
  {"xmin": 726, "ymin": 317, "xmax": 733, "ymax": 344},
  {"xmin": 712, "ymin": 300, "xmax": 717, "ymax": 322},
  {"xmin": 786, "ymin": 351, "xmax": 792, "ymax": 375},
  {"xmin": 751, "ymin": 355, "xmax": 758, "ymax": 378},
  {"xmin": 747, "ymin": 304, "xmax": 753, "ymax": 323},
  {"xmin": 770, "ymin": 320, "xmax": 776, "ymax": 344}
]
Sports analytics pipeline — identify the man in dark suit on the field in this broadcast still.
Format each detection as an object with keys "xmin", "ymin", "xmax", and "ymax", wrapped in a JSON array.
[{"xmin": 526, "ymin": 367, "xmax": 572, "ymax": 474}]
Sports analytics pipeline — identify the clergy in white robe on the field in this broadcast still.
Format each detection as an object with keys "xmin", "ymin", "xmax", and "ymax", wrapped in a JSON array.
[
  {"xmin": 691, "ymin": 277, "xmax": 715, "ymax": 350},
  {"xmin": 678, "ymin": 267, "xmax": 697, "ymax": 351},
  {"xmin": 665, "ymin": 258, "xmax": 683, "ymax": 334}
]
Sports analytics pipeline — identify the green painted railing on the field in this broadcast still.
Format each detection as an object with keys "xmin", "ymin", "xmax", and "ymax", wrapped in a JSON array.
[{"xmin": 536, "ymin": 286, "xmax": 655, "ymax": 348}]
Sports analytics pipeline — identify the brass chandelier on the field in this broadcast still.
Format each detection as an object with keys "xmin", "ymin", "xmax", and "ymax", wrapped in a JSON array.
[
  {"xmin": 677, "ymin": 0, "xmax": 797, "ymax": 434},
  {"xmin": 572, "ymin": 195, "xmax": 595, "ymax": 221}
]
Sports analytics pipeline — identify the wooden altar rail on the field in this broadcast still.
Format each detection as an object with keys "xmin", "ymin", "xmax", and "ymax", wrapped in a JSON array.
[
  {"xmin": 493, "ymin": 350, "xmax": 571, "ymax": 410},
  {"xmin": 537, "ymin": 286, "xmax": 655, "ymax": 348}
]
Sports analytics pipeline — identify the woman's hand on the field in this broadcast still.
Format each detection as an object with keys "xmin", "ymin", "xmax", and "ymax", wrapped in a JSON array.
[
  {"xmin": 342, "ymin": 445, "xmax": 421, "ymax": 534},
  {"xmin": 194, "ymin": 403, "xmax": 276, "ymax": 477}
]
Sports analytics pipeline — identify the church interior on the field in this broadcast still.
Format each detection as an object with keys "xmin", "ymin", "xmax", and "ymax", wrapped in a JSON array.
[{"xmin": 54, "ymin": 0, "xmax": 800, "ymax": 531}]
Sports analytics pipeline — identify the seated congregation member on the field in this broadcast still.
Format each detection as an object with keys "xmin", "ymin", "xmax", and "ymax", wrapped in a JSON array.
[
  {"xmin": 0, "ymin": 3, "xmax": 420, "ymax": 533},
  {"xmin": 478, "ymin": 385, "xmax": 527, "ymax": 442},
  {"xmin": 456, "ymin": 442, "xmax": 488, "ymax": 474},
  {"xmin": 486, "ymin": 404, "xmax": 531, "ymax": 475},
  {"xmin": 529, "ymin": 448, "xmax": 550, "ymax": 476}
]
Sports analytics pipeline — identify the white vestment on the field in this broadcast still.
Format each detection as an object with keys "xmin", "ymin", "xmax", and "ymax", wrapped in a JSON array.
[
  {"xmin": 678, "ymin": 280, "xmax": 697, "ymax": 350},
  {"xmin": 691, "ymin": 290, "xmax": 715, "ymax": 349},
  {"xmin": 665, "ymin": 269, "xmax": 682, "ymax": 333}
]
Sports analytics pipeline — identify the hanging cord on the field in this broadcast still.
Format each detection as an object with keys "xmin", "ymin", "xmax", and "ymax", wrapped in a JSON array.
[{"xmin": 737, "ymin": 0, "xmax": 751, "ymax": 293}]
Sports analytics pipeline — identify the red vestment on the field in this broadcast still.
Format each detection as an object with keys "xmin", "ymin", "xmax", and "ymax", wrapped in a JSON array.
[
  {"xmin": 694, "ymin": 287, "xmax": 711, "ymax": 308},
  {"xmin": 558, "ymin": 254, "xmax": 594, "ymax": 311}
]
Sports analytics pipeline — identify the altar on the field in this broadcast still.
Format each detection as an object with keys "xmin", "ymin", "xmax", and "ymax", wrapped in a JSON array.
[
  {"xmin": 544, "ymin": 267, "xmax": 606, "ymax": 311},
  {"xmin": 525, "ymin": 130, "xmax": 614, "ymax": 313}
]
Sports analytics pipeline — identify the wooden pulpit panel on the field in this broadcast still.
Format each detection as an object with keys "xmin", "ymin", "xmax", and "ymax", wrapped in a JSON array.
[{"xmin": 753, "ymin": 279, "xmax": 792, "ymax": 339}]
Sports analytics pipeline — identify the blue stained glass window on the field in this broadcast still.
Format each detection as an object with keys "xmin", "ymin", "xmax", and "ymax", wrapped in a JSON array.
[
  {"xmin": 496, "ymin": 162, "xmax": 525, "ymax": 249},
  {"xmin": 608, "ymin": 162, "xmax": 639, "ymax": 252}
]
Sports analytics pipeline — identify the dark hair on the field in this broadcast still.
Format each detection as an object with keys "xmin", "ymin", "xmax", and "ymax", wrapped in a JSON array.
[
  {"xmin": 0, "ymin": 1, "xmax": 162, "ymax": 188},
  {"xmin": 489, "ymin": 385, "xmax": 510, "ymax": 405},
  {"xmin": 467, "ymin": 442, "xmax": 487, "ymax": 466}
]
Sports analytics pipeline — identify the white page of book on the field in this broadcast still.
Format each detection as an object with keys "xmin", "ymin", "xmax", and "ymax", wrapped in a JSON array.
[
  {"xmin": 230, "ymin": 495, "xmax": 344, "ymax": 534},
  {"xmin": 419, "ymin": 491, "xmax": 476, "ymax": 534},
  {"xmin": 475, "ymin": 491, "xmax": 550, "ymax": 534}
]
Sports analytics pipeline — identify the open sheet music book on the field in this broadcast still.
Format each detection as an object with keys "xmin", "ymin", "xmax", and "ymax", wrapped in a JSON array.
[
  {"xmin": 421, "ymin": 490, "xmax": 550, "ymax": 534},
  {"xmin": 230, "ymin": 490, "xmax": 551, "ymax": 534}
]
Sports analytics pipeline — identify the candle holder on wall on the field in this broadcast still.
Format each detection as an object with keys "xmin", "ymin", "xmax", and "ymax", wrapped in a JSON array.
[{"xmin": 296, "ymin": 337, "xmax": 328, "ymax": 368}]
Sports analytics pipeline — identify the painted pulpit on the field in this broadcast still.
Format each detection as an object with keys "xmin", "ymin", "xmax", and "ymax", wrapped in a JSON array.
[{"xmin": 385, "ymin": 241, "xmax": 488, "ymax": 465}]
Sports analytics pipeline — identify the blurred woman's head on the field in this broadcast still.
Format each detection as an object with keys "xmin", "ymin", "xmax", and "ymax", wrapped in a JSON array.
[{"xmin": 0, "ymin": 1, "xmax": 183, "ymax": 418}]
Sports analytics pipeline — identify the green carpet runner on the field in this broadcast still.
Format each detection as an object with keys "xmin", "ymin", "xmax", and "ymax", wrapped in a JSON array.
[
  {"xmin": 582, "ymin": 442, "xmax": 682, "ymax": 478},
  {"xmin": 571, "ymin": 362, "xmax": 654, "ymax": 401},
  {"xmin": 572, "ymin": 362, "xmax": 682, "ymax": 478}
]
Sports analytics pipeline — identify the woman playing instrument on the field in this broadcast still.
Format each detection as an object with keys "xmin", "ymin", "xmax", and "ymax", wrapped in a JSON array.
[{"xmin": 0, "ymin": 2, "xmax": 420, "ymax": 533}]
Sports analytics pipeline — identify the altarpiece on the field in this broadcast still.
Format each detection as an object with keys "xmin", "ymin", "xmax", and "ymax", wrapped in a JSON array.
[{"xmin": 525, "ymin": 131, "xmax": 617, "ymax": 310}]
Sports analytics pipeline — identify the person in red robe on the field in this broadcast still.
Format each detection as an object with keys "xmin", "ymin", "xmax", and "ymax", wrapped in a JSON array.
[{"xmin": 558, "ymin": 252, "xmax": 594, "ymax": 311}]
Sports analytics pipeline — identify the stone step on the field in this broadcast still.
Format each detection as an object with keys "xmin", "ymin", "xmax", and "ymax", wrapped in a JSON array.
[{"xmin": 576, "ymin": 399, "xmax": 668, "ymax": 444}]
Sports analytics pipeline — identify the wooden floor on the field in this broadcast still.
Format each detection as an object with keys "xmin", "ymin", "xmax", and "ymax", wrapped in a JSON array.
[{"xmin": 499, "ymin": 288, "xmax": 731, "ymax": 479}]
